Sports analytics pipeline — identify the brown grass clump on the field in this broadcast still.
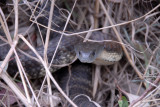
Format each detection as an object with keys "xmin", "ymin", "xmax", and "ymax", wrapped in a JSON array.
[{"xmin": 0, "ymin": 0, "xmax": 160, "ymax": 106}]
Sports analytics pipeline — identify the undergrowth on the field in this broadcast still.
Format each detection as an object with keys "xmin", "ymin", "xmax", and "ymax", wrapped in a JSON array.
[{"xmin": 0, "ymin": 0, "xmax": 160, "ymax": 107}]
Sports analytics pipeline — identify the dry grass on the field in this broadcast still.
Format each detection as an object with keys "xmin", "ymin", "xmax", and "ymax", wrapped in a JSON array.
[{"xmin": 0, "ymin": 0, "xmax": 160, "ymax": 106}]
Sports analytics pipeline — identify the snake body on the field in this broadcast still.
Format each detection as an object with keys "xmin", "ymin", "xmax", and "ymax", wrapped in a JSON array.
[
  {"xmin": 0, "ymin": 35, "xmax": 79, "ymax": 78},
  {"xmin": 0, "ymin": 31, "xmax": 122, "ymax": 78},
  {"xmin": 57, "ymin": 62, "xmax": 100, "ymax": 107},
  {"xmin": 0, "ymin": 1, "xmax": 122, "ymax": 106}
]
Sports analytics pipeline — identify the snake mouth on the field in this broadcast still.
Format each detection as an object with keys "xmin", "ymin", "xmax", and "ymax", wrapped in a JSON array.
[
  {"xmin": 77, "ymin": 57, "xmax": 95, "ymax": 63},
  {"xmin": 76, "ymin": 51, "xmax": 96, "ymax": 63},
  {"xmin": 79, "ymin": 59, "xmax": 93, "ymax": 63}
]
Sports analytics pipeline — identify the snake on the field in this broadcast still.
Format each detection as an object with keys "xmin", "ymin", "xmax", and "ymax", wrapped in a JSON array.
[
  {"xmin": 57, "ymin": 62, "xmax": 100, "ymax": 107},
  {"xmin": 0, "ymin": 31, "xmax": 122, "ymax": 107},
  {"xmin": 0, "ymin": 1, "xmax": 122, "ymax": 106},
  {"xmin": 74, "ymin": 31, "xmax": 123, "ymax": 65}
]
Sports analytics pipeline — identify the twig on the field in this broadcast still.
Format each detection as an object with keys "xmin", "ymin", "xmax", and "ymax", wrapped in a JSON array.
[
  {"xmin": 63, "ymin": 4, "xmax": 160, "ymax": 36},
  {"xmin": 99, "ymin": 0, "xmax": 143, "ymax": 80},
  {"xmin": 0, "ymin": 72, "xmax": 30, "ymax": 106},
  {"xmin": 47, "ymin": 1, "xmax": 78, "ymax": 106},
  {"xmin": 129, "ymin": 73, "xmax": 160, "ymax": 107},
  {"xmin": 93, "ymin": 65, "xmax": 101, "ymax": 98},
  {"xmin": 44, "ymin": 0, "xmax": 55, "ymax": 107},
  {"xmin": 18, "ymin": 26, "xmax": 78, "ymax": 107},
  {"xmin": 94, "ymin": 0, "xmax": 99, "ymax": 28},
  {"xmin": 0, "ymin": 8, "xmax": 14, "ymax": 75},
  {"xmin": 83, "ymin": 16, "xmax": 94, "ymax": 42},
  {"xmin": 14, "ymin": 45, "xmax": 41, "ymax": 107},
  {"xmin": 13, "ymin": 0, "xmax": 33, "ymax": 105}
]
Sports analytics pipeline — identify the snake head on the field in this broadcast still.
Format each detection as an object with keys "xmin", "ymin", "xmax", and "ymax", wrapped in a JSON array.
[{"xmin": 74, "ymin": 42, "xmax": 104, "ymax": 63}]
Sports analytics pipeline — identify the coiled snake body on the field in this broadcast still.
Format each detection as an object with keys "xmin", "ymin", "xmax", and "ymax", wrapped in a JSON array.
[
  {"xmin": 0, "ymin": 1, "xmax": 122, "ymax": 106},
  {"xmin": 57, "ymin": 62, "xmax": 100, "ymax": 107}
]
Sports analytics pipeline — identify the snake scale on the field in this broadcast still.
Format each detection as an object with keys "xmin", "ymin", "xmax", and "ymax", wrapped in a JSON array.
[
  {"xmin": 0, "ymin": 1, "xmax": 122, "ymax": 106},
  {"xmin": 57, "ymin": 62, "xmax": 100, "ymax": 107}
]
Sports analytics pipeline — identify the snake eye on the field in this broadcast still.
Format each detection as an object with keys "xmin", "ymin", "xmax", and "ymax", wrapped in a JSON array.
[
  {"xmin": 92, "ymin": 51, "xmax": 95, "ymax": 56},
  {"xmin": 79, "ymin": 51, "xmax": 81, "ymax": 56}
]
